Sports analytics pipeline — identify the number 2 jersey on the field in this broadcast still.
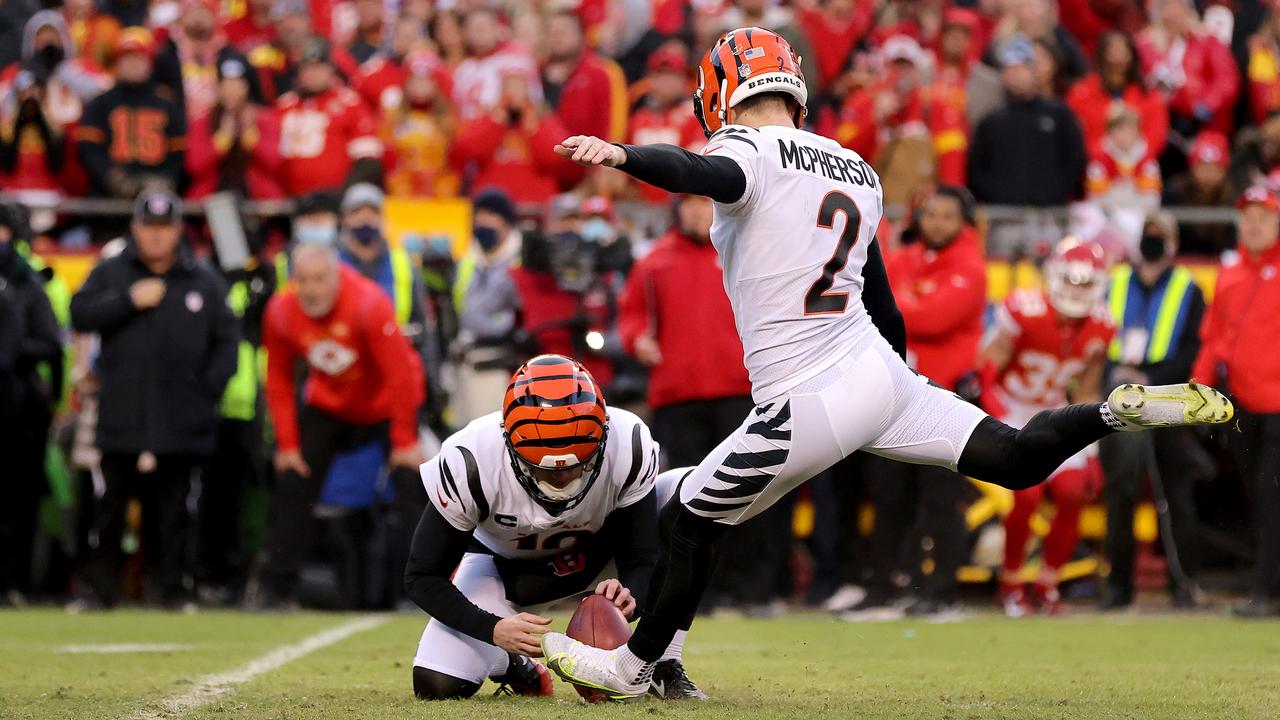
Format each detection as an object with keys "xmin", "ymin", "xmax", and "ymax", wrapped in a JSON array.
[
  {"xmin": 993, "ymin": 288, "xmax": 1115, "ymax": 423},
  {"xmin": 701, "ymin": 124, "xmax": 886, "ymax": 403},
  {"xmin": 421, "ymin": 408, "xmax": 659, "ymax": 564}
]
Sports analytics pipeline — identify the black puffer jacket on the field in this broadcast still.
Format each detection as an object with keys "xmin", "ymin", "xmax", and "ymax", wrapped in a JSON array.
[
  {"xmin": 70, "ymin": 241, "xmax": 239, "ymax": 455},
  {"xmin": 0, "ymin": 247, "xmax": 61, "ymax": 418}
]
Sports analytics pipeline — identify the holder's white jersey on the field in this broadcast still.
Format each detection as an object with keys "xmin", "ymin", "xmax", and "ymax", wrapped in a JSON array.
[
  {"xmin": 420, "ymin": 409, "xmax": 659, "ymax": 560},
  {"xmin": 704, "ymin": 124, "xmax": 885, "ymax": 403}
]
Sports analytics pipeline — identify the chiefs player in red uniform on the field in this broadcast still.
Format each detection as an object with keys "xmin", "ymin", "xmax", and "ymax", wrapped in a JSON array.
[
  {"xmin": 979, "ymin": 239, "xmax": 1115, "ymax": 616},
  {"xmin": 275, "ymin": 37, "xmax": 382, "ymax": 197}
]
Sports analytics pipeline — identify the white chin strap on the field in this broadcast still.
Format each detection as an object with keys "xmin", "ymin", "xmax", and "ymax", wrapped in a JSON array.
[{"xmin": 536, "ymin": 474, "xmax": 588, "ymax": 502}]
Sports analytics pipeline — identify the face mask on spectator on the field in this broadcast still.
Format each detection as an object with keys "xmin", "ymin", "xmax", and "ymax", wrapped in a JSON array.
[
  {"xmin": 581, "ymin": 218, "xmax": 613, "ymax": 244},
  {"xmin": 474, "ymin": 225, "xmax": 501, "ymax": 252},
  {"xmin": 37, "ymin": 44, "xmax": 64, "ymax": 71},
  {"xmin": 348, "ymin": 224, "xmax": 382, "ymax": 247},
  {"xmin": 1139, "ymin": 234, "xmax": 1167, "ymax": 262},
  {"xmin": 295, "ymin": 224, "xmax": 337, "ymax": 246}
]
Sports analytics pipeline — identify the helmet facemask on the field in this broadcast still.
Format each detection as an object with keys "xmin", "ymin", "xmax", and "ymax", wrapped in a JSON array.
[{"xmin": 505, "ymin": 424, "xmax": 608, "ymax": 516}]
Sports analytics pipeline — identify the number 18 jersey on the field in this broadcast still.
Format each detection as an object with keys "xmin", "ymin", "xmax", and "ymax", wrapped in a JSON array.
[{"xmin": 702, "ymin": 124, "xmax": 885, "ymax": 403}]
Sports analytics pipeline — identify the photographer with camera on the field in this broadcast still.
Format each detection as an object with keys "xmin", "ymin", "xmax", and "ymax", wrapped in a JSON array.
[{"xmin": 509, "ymin": 195, "xmax": 626, "ymax": 392}]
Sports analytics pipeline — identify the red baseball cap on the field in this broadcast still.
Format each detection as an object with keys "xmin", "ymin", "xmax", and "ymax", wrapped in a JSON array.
[
  {"xmin": 1189, "ymin": 130, "xmax": 1229, "ymax": 167},
  {"xmin": 114, "ymin": 26, "xmax": 155, "ymax": 57},
  {"xmin": 942, "ymin": 7, "xmax": 981, "ymax": 34},
  {"xmin": 647, "ymin": 46, "xmax": 687, "ymax": 75},
  {"xmin": 580, "ymin": 195, "xmax": 614, "ymax": 220},
  {"xmin": 1237, "ymin": 185, "xmax": 1280, "ymax": 212}
]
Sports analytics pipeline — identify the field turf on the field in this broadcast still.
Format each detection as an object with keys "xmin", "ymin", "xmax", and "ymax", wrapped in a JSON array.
[{"xmin": 2, "ymin": 608, "xmax": 1278, "ymax": 719}]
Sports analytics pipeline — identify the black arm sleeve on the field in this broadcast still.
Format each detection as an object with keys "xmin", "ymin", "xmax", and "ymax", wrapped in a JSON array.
[
  {"xmin": 616, "ymin": 143, "xmax": 746, "ymax": 205},
  {"xmin": 861, "ymin": 238, "xmax": 907, "ymax": 361},
  {"xmin": 403, "ymin": 503, "xmax": 502, "ymax": 644},
  {"xmin": 600, "ymin": 490, "xmax": 660, "ymax": 609}
]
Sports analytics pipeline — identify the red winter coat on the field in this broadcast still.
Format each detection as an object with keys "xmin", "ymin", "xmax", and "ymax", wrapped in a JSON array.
[
  {"xmin": 449, "ymin": 113, "xmax": 580, "ymax": 204},
  {"xmin": 549, "ymin": 51, "xmax": 627, "ymax": 142},
  {"xmin": 1066, "ymin": 75, "xmax": 1169, "ymax": 156},
  {"xmin": 618, "ymin": 231, "xmax": 752, "ymax": 409},
  {"xmin": 1193, "ymin": 243, "xmax": 1280, "ymax": 413},
  {"xmin": 1136, "ymin": 30, "xmax": 1239, "ymax": 136},
  {"xmin": 185, "ymin": 105, "xmax": 284, "ymax": 200},
  {"xmin": 508, "ymin": 266, "xmax": 614, "ymax": 388},
  {"xmin": 884, "ymin": 227, "xmax": 987, "ymax": 390}
]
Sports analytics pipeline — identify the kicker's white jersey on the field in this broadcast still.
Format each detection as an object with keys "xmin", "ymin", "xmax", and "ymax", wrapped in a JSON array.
[
  {"xmin": 703, "ymin": 124, "xmax": 884, "ymax": 403},
  {"xmin": 419, "ymin": 408, "xmax": 659, "ymax": 560}
]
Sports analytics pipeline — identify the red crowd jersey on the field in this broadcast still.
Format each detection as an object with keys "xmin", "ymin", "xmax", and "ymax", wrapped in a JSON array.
[
  {"xmin": 263, "ymin": 266, "xmax": 421, "ymax": 452},
  {"xmin": 627, "ymin": 103, "xmax": 704, "ymax": 202},
  {"xmin": 275, "ymin": 85, "xmax": 382, "ymax": 196},
  {"xmin": 994, "ymin": 288, "xmax": 1114, "ymax": 410}
]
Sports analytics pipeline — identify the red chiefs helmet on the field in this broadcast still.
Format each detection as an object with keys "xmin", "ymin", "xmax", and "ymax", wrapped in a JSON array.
[
  {"xmin": 693, "ymin": 27, "xmax": 807, "ymax": 137},
  {"xmin": 1044, "ymin": 237, "xmax": 1108, "ymax": 319}
]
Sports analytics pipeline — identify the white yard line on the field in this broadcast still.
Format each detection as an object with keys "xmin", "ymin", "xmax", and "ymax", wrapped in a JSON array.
[
  {"xmin": 59, "ymin": 643, "xmax": 198, "ymax": 654},
  {"xmin": 126, "ymin": 615, "xmax": 388, "ymax": 720}
]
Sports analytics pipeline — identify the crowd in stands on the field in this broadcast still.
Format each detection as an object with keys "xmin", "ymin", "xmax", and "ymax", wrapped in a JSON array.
[{"xmin": 2, "ymin": 0, "xmax": 1280, "ymax": 620}]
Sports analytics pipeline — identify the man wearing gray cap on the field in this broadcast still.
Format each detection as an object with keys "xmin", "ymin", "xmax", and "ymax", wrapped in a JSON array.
[{"xmin": 69, "ymin": 189, "xmax": 240, "ymax": 610}]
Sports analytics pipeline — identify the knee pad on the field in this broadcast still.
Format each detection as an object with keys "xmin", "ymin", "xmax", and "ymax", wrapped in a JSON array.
[{"xmin": 412, "ymin": 666, "xmax": 481, "ymax": 700}]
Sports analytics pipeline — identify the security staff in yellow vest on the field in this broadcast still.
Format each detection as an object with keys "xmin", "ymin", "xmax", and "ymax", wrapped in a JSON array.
[
  {"xmin": 336, "ymin": 183, "xmax": 430, "ymax": 607},
  {"xmin": 1098, "ymin": 211, "xmax": 1212, "ymax": 611}
]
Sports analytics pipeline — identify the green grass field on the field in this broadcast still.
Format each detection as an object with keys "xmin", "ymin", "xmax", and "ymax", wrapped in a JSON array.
[{"xmin": 2, "ymin": 609, "xmax": 1278, "ymax": 720}]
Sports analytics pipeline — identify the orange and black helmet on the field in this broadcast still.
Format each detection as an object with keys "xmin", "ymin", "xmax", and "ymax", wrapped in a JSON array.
[
  {"xmin": 693, "ymin": 26, "xmax": 807, "ymax": 138},
  {"xmin": 502, "ymin": 354, "xmax": 608, "ymax": 514}
]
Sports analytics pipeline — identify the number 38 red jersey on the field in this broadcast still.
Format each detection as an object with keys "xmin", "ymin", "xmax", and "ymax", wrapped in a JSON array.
[{"xmin": 994, "ymin": 288, "xmax": 1115, "ymax": 416}]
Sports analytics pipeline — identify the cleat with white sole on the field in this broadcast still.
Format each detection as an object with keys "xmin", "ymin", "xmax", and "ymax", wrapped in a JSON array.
[
  {"xmin": 541, "ymin": 632, "xmax": 649, "ymax": 701},
  {"xmin": 1105, "ymin": 382, "xmax": 1233, "ymax": 431}
]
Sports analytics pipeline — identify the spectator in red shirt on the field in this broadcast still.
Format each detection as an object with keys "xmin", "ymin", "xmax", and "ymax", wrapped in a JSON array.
[
  {"xmin": 346, "ymin": 0, "xmax": 384, "ymax": 65},
  {"xmin": 380, "ymin": 51, "xmax": 459, "ymax": 198},
  {"xmin": 542, "ymin": 10, "xmax": 628, "ymax": 142},
  {"xmin": 1194, "ymin": 186, "xmax": 1280, "ymax": 618},
  {"xmin": 854, "ymin": 186, "xmax": 985, "ymax": 618},
  {"xmin": 449, "ymin": 71, "xmax": 577, "ymax": 204},
  {"xmin": 619, "ymin": 193, "xmax": 752, "ymax": 465},
  {"xmin": 1057, "ymin": 0, "xmax": 1147, "ymax": 58},
  {"xmin": 627, "ymin": 45, "xmax": 703, "ymax": 203},
  {"xmin": 1067, "ymin": 31, "xmax": 1169, "ymax": 158},
  {"xmin": 1246, "ymin": 5, "xmax": 1280, "ymax": 125},
  {"xmin": 355, "ymin": 15, "xmax": 441, "ymax": 112},
  {"xmin": 64, "ymin": 0, "xmax": 122, "ymax": 72},
  {"xmin": 275, "ymin": 36, "xmax": 382, "ymax": 198},
  {"xmin": 1084, "ymin": 106, "xmax": 1162, "ymax": 224},
  {"xmin": 794, "ymin": 0, "xmax": 875, "ymax": 90},
  {"xmin": 259, "ymin": 243, "xmax": 423, "ymax": 608},
  {"xmin": 223, "ymin": 0, "xmax": 278, "ymax": 54},
  {"xmin": 926, "ymin": 8, "xmax": 983, "ymax": 186},
  {"xmin": 1137, "ymin": 0, "xmax": 1239, "ymax": 143},
  {"xmin": 1, "ymin": 64, "xmax": 70, "ymax": 198},
  {"xmin": 451, "ymin": 7, "xmax": 541, "ymax": 121},
  {"xmin": 186, "ymin": 55, "xmax": 283, "ymax": 200}
]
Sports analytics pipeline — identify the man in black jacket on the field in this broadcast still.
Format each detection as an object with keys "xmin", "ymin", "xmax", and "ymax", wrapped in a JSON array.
[
  {"xmin": 0, "ymin": 203, "xmax": 62, "ymax": 605},
  {"xmin": 968, "ymin": 35, "xmax": 1085, "ymax": 207},
  {"xmin": 69, "ymin": 190, "xmax": 238, "ymax": 609},
  {"xmin": 1098, "ymin": 211, "xmax": 1213, "ymax": 610}
]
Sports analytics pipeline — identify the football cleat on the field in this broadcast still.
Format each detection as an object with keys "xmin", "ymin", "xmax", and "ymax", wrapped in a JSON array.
[
  {"xmin": 1105, "ymin": 382, "xmax": 1233, "ymax": 431},
  {"xmin": 648, "ymin": 659, "xmax": 709, "ymax": 701},
  {"xmin": 541, "ymin": 632, "xmax": 650, "ymax": 701},
  {"xmin": 492, "ymin": 654, "xmax": 554, "ymax": 697},
  {"xmin": 1032, "ymin": 582, "xmax": 1066, "ymax": 616},
  {"xmin": 999, "ymin": 582, "xmax": 1033, "ymax": 619}
]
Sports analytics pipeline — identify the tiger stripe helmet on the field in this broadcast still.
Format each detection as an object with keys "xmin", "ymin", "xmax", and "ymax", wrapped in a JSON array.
[
  {"xmin": 502, "ymin": 354, "xmax": 609, "ymax": 514},
  {"xmin": 694, "ymin": 26, "xmax": 807, "ymax": 138}
]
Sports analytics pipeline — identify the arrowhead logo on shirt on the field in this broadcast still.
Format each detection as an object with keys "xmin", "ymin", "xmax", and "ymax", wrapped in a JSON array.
[{"xmin": 306, "ymin": 339, "xmax": 358, "ymax": 376}]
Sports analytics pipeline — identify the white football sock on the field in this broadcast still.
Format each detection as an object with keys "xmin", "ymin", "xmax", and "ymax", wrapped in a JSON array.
[
  {"xmin": 659, "ymin": 630, "xmax": 686, "ymax": 662},
  {"xmin": 615, "ymin": 646, "xmax": 655, "ymax": 686}
]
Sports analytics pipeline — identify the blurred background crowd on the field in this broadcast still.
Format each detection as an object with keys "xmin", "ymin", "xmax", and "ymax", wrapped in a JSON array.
[{"xmin": 1, "ymin": 0, "xmax": 1279, "ymax": 620}]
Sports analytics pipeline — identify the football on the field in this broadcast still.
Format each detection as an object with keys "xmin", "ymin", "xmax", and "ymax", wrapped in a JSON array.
[{"xmin": 564, "ymin": 594, "xmax": 634, "ymax": 703}]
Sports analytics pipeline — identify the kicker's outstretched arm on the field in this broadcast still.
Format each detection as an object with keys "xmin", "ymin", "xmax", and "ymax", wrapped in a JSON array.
[{"xmin": 554, "ymin": 136, "xmax": 746, "ymax": 204}]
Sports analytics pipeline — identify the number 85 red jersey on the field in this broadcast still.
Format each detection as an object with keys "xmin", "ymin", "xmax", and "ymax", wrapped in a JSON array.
[{"xmin": 994, "ymin": 288, "xmax": 1115, "ymax": 411}]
